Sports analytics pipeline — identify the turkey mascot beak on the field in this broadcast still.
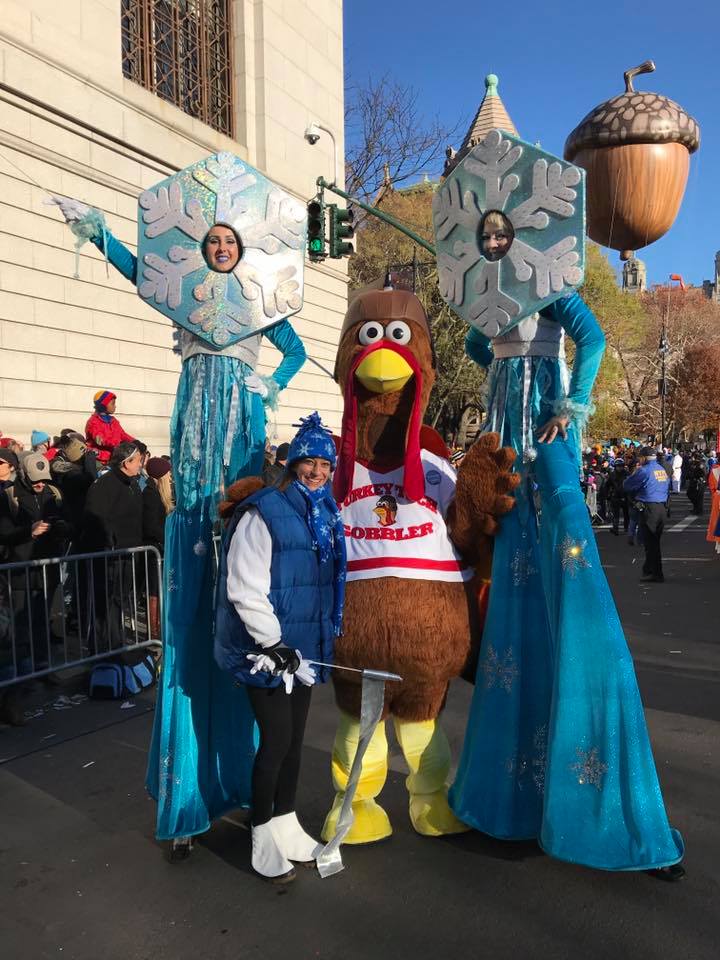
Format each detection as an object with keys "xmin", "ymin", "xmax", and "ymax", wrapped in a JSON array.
[
  {"xmin": 354, "ymin": 346, "xmax": 414, "ymax": 394},
  {"xmin": 333, "ymin": 290, "xmax": 436, "ymax": 505}
]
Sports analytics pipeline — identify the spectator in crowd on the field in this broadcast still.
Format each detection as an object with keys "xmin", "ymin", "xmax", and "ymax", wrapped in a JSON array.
[
  {"xmin": 135, "ymin": 442, "xmax": 150, "ymax": 491},
  {"xmin": 0, "ymin": 452, "xmax": 71, "ymax": 719},
  {"xmin": 31, "ymin": 431, "xmax": 51, "ymax": 455},
  {"xmin": 85, "ymin": 390, "xmax": 135, "ymax": 464},
  {"xmin": 80, "ymin": 441, "xmax": 144, "ymax": 649},
  {"xmin": 0, "ymin": 447, "xmax": 25, "ymax": 725},
  {"xmin": 607, "ymin": 458, "xmax": 629, "ymax": 535},
  {"xmin": 686, "ymin": 454, "xmax": 707, "ymax": 516},
  {"xmin": 262, "ymin": 441, "xmax": 290, "ymax": 486},
  {"xmin": 80, "ymin": 441, "xmax": 143, "ymax": 552},
  {"xmin": 50, "ymin": 436, "xmax": 99, "ymax": 546},
  {"xmin": 142, "ymin": 457, "xmax": 174, "ymax": 638},
  {"xmin": 0, "ymin": 437, "xmax": 24, "ymax": 456},
  {"xmin": 624, "ymin": 447, "xmax": 671, "ymax": 583}
]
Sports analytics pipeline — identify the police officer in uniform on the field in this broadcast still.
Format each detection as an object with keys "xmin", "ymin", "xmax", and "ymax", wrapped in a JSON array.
[{"xmin": 623, "ymin": 447, "xmax": 670, "ymax": 582}]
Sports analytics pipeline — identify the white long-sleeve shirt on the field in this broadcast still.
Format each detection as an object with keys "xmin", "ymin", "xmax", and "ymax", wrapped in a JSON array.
[{"xmin": 225, "ymin": 508, "xmax": 281, "ymax": 648}]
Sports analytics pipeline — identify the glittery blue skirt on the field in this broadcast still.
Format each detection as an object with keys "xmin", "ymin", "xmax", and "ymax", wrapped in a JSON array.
[
  {"xmin": 146, "ymin": 355, "xmax": 262, "ymax": 839},
  {"xmin": 450, "ymin": 426, "xmax": 683, "ymax": 870}
]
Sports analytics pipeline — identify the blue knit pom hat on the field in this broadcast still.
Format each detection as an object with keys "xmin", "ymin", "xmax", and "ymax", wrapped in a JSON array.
[
  {"xmin": 287, "ymin": 412, "xmax": 336, "ymax": 469},
  {"xmin": 31, "ymin": 430, "xmax": 50, "ymax": 448}
]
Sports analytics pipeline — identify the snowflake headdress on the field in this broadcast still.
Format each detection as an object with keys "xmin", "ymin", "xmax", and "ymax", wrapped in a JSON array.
[
  {"xmin": 432, "ymin": 129, "xmax": 586, "ymax": 338},
  {"xmin": 137, "ymin": 152, "xmax": 307, "ymax": 349}
]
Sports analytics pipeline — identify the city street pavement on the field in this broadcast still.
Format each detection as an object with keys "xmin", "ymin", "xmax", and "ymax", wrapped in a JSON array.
[{"xmin": 1, "ymin": 497, "xmax": 718, "ymax": 960}]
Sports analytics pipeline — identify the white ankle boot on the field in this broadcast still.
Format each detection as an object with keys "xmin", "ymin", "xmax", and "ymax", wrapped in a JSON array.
[
  {"xmin": 270, "ymin": 812, "xmax": 322, "ymax": 863},
  {"xmin": 251, "ymin": 822, "xmax": 295, "ymax": 882}
]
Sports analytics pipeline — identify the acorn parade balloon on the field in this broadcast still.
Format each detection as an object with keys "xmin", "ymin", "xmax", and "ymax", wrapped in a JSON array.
[{"xmin": 564, "ymin": 61, "xmax": 700, "ymax": 260}]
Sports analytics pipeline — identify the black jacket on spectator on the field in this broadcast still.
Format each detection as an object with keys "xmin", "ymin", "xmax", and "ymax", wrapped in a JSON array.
[
  {"xmin": 0, "ymin": 479, "xmax": 70, "ymax": 564},
  {"xmin": 142, "ymin": 482, "xmax": 166, "ymax": 553},
  {"xmin": 80, "ymin": 467, "xmax": 143, "ymax": 552},
  {"xmin": 50, "ymin": 451, "xmax": 98, "ymax": 540}
]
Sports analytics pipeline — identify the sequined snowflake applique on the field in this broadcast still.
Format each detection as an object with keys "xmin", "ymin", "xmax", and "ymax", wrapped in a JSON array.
[
  {"xmin": 480, "ymin": 644, "xmax": 519, "ymax": 693},
  {"xmin": 559, "ymin": 535, "xmax": 591, "ymax": 577},
  {"xmin": 569, "ymin": 746, "xmax": 608, "ymax": 790}
]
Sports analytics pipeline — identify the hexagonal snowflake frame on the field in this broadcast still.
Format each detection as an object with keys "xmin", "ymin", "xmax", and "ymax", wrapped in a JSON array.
[
  {"xmin": 137, "ymin": 151, "xmax": 307, "ymax": 349},
  {"xmin": 432, "ymin": 129, "xmax": 586, "ymax": 338}
]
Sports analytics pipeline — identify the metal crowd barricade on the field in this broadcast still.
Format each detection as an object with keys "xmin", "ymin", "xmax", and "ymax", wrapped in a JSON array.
[{"xmin": 0, "ymin": 546, "xmax": 163, "ymax": 689}]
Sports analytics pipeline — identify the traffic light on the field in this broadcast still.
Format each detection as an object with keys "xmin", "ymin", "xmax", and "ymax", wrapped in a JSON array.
[
  {"xmin": 306, "ymin": 198, "xmax": 326, "ymax": 262},
  {"xmin": 328, "ymin": 204, "xmax": 354, "ymax": 258}
]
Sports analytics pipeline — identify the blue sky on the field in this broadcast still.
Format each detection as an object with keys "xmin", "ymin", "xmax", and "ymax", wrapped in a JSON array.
[{"xmin": 344, "ymin": 0, "xmax": 719, "ymax": 288}]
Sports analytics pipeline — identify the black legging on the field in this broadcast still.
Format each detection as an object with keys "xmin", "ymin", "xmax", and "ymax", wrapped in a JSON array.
[{"xmin": 247, "ymin": 683, "xmax": 312, "ymax": 826}]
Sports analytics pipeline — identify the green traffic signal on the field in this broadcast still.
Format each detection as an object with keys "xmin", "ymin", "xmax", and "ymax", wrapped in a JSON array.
[
  {"xmin": 306, "ymin": 198, "xmax": 326, "ymax": 262},
  {"xmin": 328, "ymin": 204, "xmax": 354, "ymax": 259}
]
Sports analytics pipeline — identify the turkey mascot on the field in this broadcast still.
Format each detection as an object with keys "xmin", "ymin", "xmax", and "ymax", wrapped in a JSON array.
[{"xmin": 321, "ymin": 289, "xmax": 519, "ymax": 844}]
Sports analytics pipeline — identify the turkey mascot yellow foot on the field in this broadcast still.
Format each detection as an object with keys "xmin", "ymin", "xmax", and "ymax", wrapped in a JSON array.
[{"xmin": 321, "ymin": 290, "xmax": 519, "ymax": 844}]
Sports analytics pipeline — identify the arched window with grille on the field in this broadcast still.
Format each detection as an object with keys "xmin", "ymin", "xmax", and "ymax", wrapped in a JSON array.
[{"xmin": 121, "ymin": 0, "xmax": 234, "ymax": 137}]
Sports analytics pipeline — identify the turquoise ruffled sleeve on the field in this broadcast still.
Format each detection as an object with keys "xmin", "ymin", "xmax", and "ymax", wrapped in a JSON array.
[
  {"xmin": 465, "ymin": 327, "xmax": 494, "ymax": 368},
  {"xmin": 262, "ymin": 319, "xmax": 306, "ymax": 389},
  {"xmin": 92, "ymin": 230, "xmax": 138, "ymax": 285},
  {"xmin": 542, "ymin": 293, "xmax": 605, "ymax": 424}
]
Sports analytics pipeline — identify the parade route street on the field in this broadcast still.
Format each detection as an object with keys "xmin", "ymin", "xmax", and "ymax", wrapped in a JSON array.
[{"xmin": 1, "ymin": 503, "xmax": 718, "ymax": 960}]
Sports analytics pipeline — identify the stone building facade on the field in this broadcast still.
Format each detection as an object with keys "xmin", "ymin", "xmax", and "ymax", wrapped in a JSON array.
[{"xmin": 0, "ymin": 0, "xmax": 346, "ymax": 451}]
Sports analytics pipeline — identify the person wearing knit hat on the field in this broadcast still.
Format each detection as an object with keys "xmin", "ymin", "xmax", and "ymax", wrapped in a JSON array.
[
  {"xmin": 31, "ymin": 430, "xmax": 51, "ymax": 452},
  {"xmin": 214, "ymin": 412, "xmax": 345, "ymax": 882},
  {"xmin": 84, "ymin": 389, "xmax": 136, "ymax": 465}
]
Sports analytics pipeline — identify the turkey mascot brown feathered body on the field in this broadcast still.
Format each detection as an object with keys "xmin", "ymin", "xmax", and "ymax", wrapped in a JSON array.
[{"xmin": 322, "ymin": 289, "xmax": 519, "ymax": 844}]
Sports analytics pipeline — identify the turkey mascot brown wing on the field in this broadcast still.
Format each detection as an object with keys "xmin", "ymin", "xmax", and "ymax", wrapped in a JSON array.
[{"xmin": 322, "ymin": 289, "xmax": 518, "ymax": 845}]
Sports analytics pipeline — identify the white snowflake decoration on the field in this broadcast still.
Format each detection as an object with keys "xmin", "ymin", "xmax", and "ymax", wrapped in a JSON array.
[
  {"xmin": 137, "ymin": 151, "xmax": 307, "ymax": 349},
  {"xmin": 569, "ymin": 746, "xmax": 608, "ymax": 791},
  {"xmin": 480, "ymin": 644, "xmax": 519, "ymax": 693},
  {"xmin": 559, "ymin": 535, "xmax": 591, "ymax": 577},
  {"xmin": 432, "ymin": 129, "xmax": 586, "ymax": 337}
]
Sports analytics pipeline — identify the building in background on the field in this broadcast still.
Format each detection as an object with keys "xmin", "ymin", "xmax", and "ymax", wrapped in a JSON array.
[
  {"xmin": 702, "ymin": 251, "xmax": 720, "ymax": 302},
  {"xmin": 0, "ymin": 0, "xmax": 346, "ymax": 451},
  {"xmin": 622, "ymin": 255, "xmax": 647, "ymax": 294}
]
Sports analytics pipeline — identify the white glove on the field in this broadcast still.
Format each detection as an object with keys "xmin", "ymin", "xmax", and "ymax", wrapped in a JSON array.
[
  {"xmin": 45, "ymin": 194, "xmax": 90, "ymax": 224},
  {"xmin": 244, "ymin": 374, "xmax": 269, "ymax": 398},
  {"xmin": 246, "ymin": 653, "xmax": 277, "ymax": 676},
  {"xmin": 294, "ymin": 658, "xmax": 317, "ymax": 687}
]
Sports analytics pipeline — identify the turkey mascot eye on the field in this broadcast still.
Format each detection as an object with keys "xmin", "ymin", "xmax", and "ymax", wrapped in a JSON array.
[
  {"xmin": 358, "ymin": 322, "xmax": 384, "ymax": 345},
  {"xmin": 385, "ymin": 321, "xmax": 412, "ymax": 345}
]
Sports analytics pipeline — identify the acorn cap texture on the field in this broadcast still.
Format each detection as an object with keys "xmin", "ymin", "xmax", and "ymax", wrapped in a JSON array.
[{"xmin": 565, "ymin": 68, "xmax": 700, "ymax": 160}]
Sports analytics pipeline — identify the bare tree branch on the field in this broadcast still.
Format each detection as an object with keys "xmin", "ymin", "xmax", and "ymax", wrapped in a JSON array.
[{"xmin": 344, "ymin": 73, "xmax": 463, "ymax": 203}]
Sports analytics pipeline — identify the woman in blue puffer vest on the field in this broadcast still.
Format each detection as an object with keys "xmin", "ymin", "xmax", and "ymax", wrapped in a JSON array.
[{"xmin": 215, "ymin": 413, "xmax": 346, "ymax": 883}]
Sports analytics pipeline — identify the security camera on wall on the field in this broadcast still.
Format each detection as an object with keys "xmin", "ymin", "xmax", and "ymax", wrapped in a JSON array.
[{"xmin": 304, "ymin": 122, "xmax": 321, "ymax": 145}]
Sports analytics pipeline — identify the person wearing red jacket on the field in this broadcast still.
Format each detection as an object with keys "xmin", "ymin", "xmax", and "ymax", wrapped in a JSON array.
[{"xmin": 85, "ymin": 390, "xmax": 135, "ymax": 464}]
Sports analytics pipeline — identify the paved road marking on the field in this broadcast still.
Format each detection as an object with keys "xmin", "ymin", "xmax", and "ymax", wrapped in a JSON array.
[{"xmin": 669, "ymin": 514, "xmax": 699, "ymax": 532}]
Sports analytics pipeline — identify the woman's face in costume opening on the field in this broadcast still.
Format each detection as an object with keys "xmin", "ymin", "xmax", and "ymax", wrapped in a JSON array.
[
  {"xmin": 480, "ymin": 210, "xmax": 514, "ymax": 262},
  {"xmin": 204, "ymin": 224, "xmax": 241, "ymax": 272},
  {"xmin": 105, "ymin": 398, "xmax": 116, "ymax": 415},
  {"xmin": 294, "ymin": 457, "xmax": 332, "ymax": 491}
]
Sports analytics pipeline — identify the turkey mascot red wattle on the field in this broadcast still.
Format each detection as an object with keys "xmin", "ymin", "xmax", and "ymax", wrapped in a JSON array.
[{"xmin": 322, "ymin": 289, "xmax": 519, "ymax": 843}]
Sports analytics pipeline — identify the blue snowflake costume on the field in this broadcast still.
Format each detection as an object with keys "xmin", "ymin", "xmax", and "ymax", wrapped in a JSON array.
[
  {"xmin": 433, "ymin": 130, "xmax": 682, "ymax": 870},
  {"xmin": 65, "ymin": 154, "xmax": 308, "ymax": 839}
]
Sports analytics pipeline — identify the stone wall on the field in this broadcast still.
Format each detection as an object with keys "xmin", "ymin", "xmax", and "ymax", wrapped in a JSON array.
[{"xmin": 0, "ymin": 0, "xmax": 346, "ymax": 452}]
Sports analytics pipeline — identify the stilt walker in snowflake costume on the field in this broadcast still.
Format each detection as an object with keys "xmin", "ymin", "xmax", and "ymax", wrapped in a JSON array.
[
  {"xmin": 433, "ymin": 129, "xmax": 684, "ymax": 876},
  {"xmin": 50, "ymin": 153, "xmax": 308, "ymax": 853}
]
